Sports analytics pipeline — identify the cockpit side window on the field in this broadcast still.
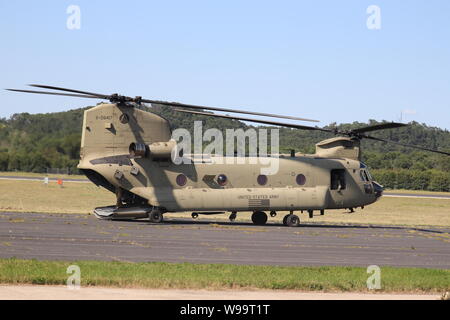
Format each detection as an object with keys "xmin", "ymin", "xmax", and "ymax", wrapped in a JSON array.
[
  {"xmin": 363, "ymin": 170, "xmax": 370, "ymax": 182},
  {"xmin": 359, "ymin": 170, "xmax": 366, "ymax": 182},
  {"xmin": 360, "ymin": 169, "xmax": 371, "ymax": 182},
  {"xmin": 365, "ymin": 169, "xmax": 373, "ymax": 181}
]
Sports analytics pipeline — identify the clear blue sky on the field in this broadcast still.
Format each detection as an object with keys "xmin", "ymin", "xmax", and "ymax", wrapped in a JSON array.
[{"xmin": 1, "ymin": 1, "xmax": 449, "ymax": 129}]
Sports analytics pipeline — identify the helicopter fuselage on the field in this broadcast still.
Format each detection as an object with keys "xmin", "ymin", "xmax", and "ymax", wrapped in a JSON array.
[
  {"xmin": 80, "ymin": 154, "xmax": 381, "ymax": 212},
  {"xmin": 77, "ymin": 103, "xmax": 382, "ymax": 217}
]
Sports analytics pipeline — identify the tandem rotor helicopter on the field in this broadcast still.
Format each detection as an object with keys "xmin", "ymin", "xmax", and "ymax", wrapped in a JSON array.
[{"xmin": 7, "ymin": 85, "xmax": 450, "ymax": 227}]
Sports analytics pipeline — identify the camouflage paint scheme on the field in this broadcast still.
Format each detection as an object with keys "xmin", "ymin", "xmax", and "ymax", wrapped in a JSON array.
[{"xmin": 78, "ymin": 103, "xmax": 380, "ymax": 215}]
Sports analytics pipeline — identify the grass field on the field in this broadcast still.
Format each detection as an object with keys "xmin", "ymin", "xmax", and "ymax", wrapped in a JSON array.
[
  {"xmin": 1, "ymin": 178, "xmax": 449, "ymax": 226},
  {"xmin": 0, "ymin": 258, "xmax": 448, "ymax": 293},
  {"xmin": 0, "ymin": 179, "xmax": 114, "ymax": 214}
]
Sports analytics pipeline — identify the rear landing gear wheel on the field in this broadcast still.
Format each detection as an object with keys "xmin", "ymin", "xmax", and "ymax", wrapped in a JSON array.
[
  {"xmin": 251, "ymin": 211, "xmax": 267, "ymax": 225},
  {"xmin": 191, "ymin": 212, "xmax": 199, "ymax": 219},
  {"xmin": 285, "ymin": 214, "xmax": 300, "ymax": 227},
  {"xmin": 149, "ymin": 209, "xmax": 163, "ymax": 223},
  {"xmin": 229, "ymin": 212, "xmax": 237, "ymax": 222}
]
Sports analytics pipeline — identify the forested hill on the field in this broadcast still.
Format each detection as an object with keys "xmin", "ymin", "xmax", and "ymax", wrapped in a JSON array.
[{"xmin": 0, "ymin": 104, "xmax": 449, "ymax": 190}]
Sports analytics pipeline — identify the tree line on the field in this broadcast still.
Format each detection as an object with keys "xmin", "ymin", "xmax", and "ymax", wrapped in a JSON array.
[{"xmin": 0, "ymin": 105, "xmax": 449, "ymax": 191}]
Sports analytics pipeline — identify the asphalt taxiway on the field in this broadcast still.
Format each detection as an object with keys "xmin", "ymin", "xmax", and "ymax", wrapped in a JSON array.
[{"xmin": 0, "ymin": 212, "xmax": 449, "ymax": 268}]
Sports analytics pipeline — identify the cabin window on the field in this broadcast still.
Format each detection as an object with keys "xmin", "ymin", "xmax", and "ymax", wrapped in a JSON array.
[
  {"xmin": 217, "ymin": 174, "xmax": 228, "ymax": 186},
  {"xmin": 257, "ymin": 174, "xmax": 267, "ymax": 186},
  {"xmin": 331, "ymin": 169, "xmax": 346, "ymax": 190},
  {"xmin": 296, "ymin": 174, "xmax": 306, "ymax": 186},
  {"xmin": 176, "ymin": 174, "xmax": 187, "ymax": 186}
]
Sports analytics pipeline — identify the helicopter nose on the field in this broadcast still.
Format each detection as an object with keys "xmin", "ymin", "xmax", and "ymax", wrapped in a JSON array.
[{"xmin": 372, "ymin": 181, "xmax": 384, "ymax": 199}]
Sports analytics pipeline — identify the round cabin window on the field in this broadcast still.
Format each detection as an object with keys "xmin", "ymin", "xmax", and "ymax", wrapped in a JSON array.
[
  {"xmin": 257, "ymin": 174, "xmax": 267, "ymax": 186},
  {"xmin": 217, "ymin": 174, "xmax": 227, "ymax": 186},
  {"xmin": 296, "ymin": 174, "xmax": 306, "ymax": 186},
  {"xmin": 176, "ymin": 174, "xmax": 187, "ymax": 186}
]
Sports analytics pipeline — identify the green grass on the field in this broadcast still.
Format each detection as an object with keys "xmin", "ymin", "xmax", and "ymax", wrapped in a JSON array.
[
  {"xmin": 0, "ymin": 258, "xmax": 448, "ymax": 293},
  {"xmin": 0, "ymin": 179, "xmax": 114, "ymax": 214}
]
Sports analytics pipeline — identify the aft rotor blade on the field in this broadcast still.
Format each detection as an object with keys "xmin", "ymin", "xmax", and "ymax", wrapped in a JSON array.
[
  {"xmin": 351, "ymin": 122, "xmax": 407, "ymax": 134},
  {"xmin": 174, "ymin": 109, "xmax": 332, "ymax": 133},
  {"xmin": 29, "ymin": 84, "xmax": 109, "ymax": 99},
  {"xmin": 6, "ymin": 88, "xmax": 101, "ymax": 99},
  {"xmin": 362, "ymin": 134, "xmax": 450, "ymax": 156},
  {"xmin": 144, "ymin": 99, "xmax": 319, "ymax": 123}
]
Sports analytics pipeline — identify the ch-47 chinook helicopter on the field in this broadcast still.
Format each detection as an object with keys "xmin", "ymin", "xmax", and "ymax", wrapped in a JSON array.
[{"xmin": 7, "ymin": 85, "xmax": 450, "ymax": 227}]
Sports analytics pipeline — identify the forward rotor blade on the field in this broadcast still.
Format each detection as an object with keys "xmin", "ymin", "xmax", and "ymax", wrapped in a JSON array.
[
  {"xmin": 6, "ymin": 88, "xmax": 101, "ymax": 99},
  {"xmin": 145, "ymin": 99, "xmax": 319, "ymax": 123},
  {"xmin": 174, "ymin": 109, "xmax": 331, "ymax": 133},
  {"xmin": 362, "ymin": 134, "xmax": 450, "ymax": 156},
  {"xmin": 351, "ymin": 122, "xmax": 407, "ymax": 134},
  {"xmin": 29, "ymin": 84, "xmax": 109, "ymax": 99},
  {"xmin": 26, "ymin": 84, "xmax": 319, "ymax": 122}
]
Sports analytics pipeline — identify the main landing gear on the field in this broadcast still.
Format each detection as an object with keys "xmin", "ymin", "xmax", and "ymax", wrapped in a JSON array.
[
  {"xmin": 282, "ymin": 212, "xmax": 300, "ymax": 227},
  {"xmin": 249, "ymin": 210, "xmax": 300, "ymax": 227},
  {"xmin": 251, "ymin": 211, "xmax": 268, "ymax": 225},
  {"xmin": 149, "ymin": 208, "xmax": 164, "ymax": 223}
]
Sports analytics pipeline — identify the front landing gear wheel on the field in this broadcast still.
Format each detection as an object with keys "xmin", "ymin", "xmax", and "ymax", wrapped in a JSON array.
[
  {"xmin": 229, "ymin": 212, "xmax": 237, "ymax": 222},
  {"xmin": 285, "ymin": 214, "xmax": 300, "ymax": 227},
  {"xmin": 251, "ymin": 211, "xmax": 268, "ymax": 225},
  {"xmin": 282, "ymin": 214, "xmax": 289, "ymax": 226},
  {"xmin": 149, "ymin": 209, "xmax": 164, "ymax": 223}
]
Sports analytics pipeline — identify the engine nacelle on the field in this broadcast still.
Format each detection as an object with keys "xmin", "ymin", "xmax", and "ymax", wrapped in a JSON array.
[
  {"xmin": 315, "ymin": 137, "xmax": 360, "ymax": 160},
  {"xmin": 129, "ymin": 140, "xmax": 181, "ymax": 161}
]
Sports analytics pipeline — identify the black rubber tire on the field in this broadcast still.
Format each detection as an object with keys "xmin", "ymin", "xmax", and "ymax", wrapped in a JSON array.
[
  {"xmin": 229, "ymin": 213, "xmax": 237, "ymax": 222},
  {"xmin": 251, "ymin": 211, "xmax": 268, "ymax": 225},
  {"xmin": 282, "ymin": 214, "xmax": 289, "ymax": 226},
  {"xmin": 149, "ymin": 210, "xmax": 163, "ymax": 223},
  {"xmin": 285, "ymin": 214, "xmax": 300, "ymax": 227}
]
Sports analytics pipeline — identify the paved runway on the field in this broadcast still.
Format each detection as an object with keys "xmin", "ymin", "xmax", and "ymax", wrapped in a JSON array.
[{"xmin": 0, "ymin": 211, "xmax": 449, "ymax": 268}]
